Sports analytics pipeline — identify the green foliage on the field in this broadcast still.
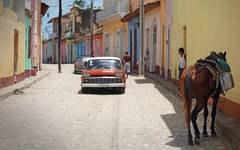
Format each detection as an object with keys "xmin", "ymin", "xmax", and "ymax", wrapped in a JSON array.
[{"xmin": 73, "ymin": 0, "xmax": 85, "ymax": 8}]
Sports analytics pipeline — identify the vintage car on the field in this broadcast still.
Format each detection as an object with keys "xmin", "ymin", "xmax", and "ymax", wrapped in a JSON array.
[
  {"xmin": 74, "ymin": 56, "xmax": 90, "ymax": 74},
  {"xmin": 81, "ymin": 57, "xmax": 126, "ymax": 94}
]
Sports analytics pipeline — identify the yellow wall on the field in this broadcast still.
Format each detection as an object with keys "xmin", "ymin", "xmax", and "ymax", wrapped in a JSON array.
[
  {"xmin": 103, "ymin": 20, "xmax": 128, "ymax": 57},
  {"xmin": 0, "ymin": 8, "xmax": 25, "ymax": 78},
  {"xmin": 171, "ymin": 0, "xmax": 240, "ymax": 104}
]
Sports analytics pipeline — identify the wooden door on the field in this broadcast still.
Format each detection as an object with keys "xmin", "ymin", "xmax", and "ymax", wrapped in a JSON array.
[
  {"xmin": 152, "ymin": 26, "xmax": 157, "ymax": 72},
  {"xmin": 134, "ymin": 27, "xmax": 137, "ymax": 64},
  {"xmin": 14, "ymin": 30, "xmax": 19, "ymax": 74},
  {"xmin": 130, "ymin": 29, "xmax": 133, "ymax": 58}
]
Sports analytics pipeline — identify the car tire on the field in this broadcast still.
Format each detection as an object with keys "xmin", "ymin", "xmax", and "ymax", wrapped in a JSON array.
[
  {"xmin": 82, "ymin": 87, "xmax": 88, "ymax": 94},
  {"xmin": 120, "ymin": 88, "xmax": 125, "ymax": 94}
]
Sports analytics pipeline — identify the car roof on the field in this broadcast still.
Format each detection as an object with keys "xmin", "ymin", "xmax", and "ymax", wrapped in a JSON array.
[
  {"xmin": 87, "ymin": 57, "xmax": 121, "ymax": 61},
  {"xmin": 77, "ymin": 56, "xmax": 90, "ymax": 59}
]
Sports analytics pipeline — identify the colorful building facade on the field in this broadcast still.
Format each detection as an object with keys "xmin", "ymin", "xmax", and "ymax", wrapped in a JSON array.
[
  {"xmin": 121, "ymin": 0, "xmax": 170, "ymax": 75},
  {"xmin": 0, "ymin": 0, "xmax": 26, "ymax": 88},
  {"xmin": 96, "ymin": 0, "xmax": 129, "ymax": 58},
  {"xmin": 0, "ymin": 0, "xmax": 48, "ymax": 89},
  {"xmin": 25, "ymin": 0, "xmax": 32, "ymax": 77},
  {"xmin": 46, "ymin": 7, "xmax": 102, "ymax": 63},
  {"xmin": 170, "ymin": 0, "xmax": 240, "ymax": 119}
]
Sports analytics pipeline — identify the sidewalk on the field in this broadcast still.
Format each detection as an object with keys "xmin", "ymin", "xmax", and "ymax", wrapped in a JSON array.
[
  {"xmin": 0, "ymin": 65, "xmax": 51, "ymax": 100},
  {"xmin": 145, "ymin": 73, "xmax": 240, "ymax": 150}
]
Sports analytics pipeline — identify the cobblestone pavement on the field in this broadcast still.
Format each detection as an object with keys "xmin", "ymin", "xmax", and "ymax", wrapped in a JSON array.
[{"xmin": 0, "ymin": 65, "xmax": 233, "ymax": 150}]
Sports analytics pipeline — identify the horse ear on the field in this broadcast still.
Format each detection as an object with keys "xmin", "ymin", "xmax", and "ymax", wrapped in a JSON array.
[
  {"xmin": 211, "ymin": 51, "xmax": 217, "ymax": 55},
  {"xmin": 224, "ymin": 51, "xmax": 227, "ymax": 57}
]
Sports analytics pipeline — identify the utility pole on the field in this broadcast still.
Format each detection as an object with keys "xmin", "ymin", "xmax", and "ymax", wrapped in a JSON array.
[
  {"xmin": 90, "ymin": 0, "xmax": 94, "ymax": 56},
  {"xmin": 139, "ymin": 0, "xmax": 144, "ymax": 74},
  {"xmin": 52, "ymin": 18, "xmax": 55, "ymax": 64},
  {"xmin": 58, "ymin": 0, "xmax": 62, "ymax": 73}
]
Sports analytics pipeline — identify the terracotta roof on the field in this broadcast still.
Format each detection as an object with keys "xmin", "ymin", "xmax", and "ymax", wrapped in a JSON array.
[
  {"xmin": 41, "ymin": 2, "xmax": 49, "ymax": 16},
  {"xmin": 47, "ymin": 13, "xmax": 71, "ymax": 23},
  {"xmin": 121, "ymin": 1, "xmax": 160, "ymax": 22}
]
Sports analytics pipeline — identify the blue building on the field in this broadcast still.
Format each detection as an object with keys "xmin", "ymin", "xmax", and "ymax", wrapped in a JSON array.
[
  {"xmin": 76, "ymin": 40, "xmax": 86, "ymax": 57},
  {"xmin": 128, "ymin": 17, "xmax": 140, "ymax": 65},
  {"xmin": 122, "ymin": 13, "xmax": 140, "ymax": 73}
]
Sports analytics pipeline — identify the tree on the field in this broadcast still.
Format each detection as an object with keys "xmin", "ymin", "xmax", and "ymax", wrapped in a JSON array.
[{"xmin": 73, "ymin": 0, "xmax": 85, "ymax": 8}]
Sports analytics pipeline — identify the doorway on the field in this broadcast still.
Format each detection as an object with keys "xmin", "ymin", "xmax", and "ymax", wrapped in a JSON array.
[
  {"xmin": 133, "ymin": 27, "xmax": 137, "ymax": 65},
  {"xmin": 130, "ymin": 29, "xmax": 133, "ymax": 58},
  {"xmin": 183, "ymin": 25, "xmax": 187, "ymax": 63},
  {"xmin": 152, "ymin": 25, "xmax": 157, "ymax": 72},
  {"xmin": 14, "ymin": 30, "xmax": 19, "ymax": 75}
]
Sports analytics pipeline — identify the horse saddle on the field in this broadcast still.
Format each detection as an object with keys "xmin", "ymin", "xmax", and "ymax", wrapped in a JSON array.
[{"xmin": 195, "ymin": 59, "xmax": 220, "ymax": 92}]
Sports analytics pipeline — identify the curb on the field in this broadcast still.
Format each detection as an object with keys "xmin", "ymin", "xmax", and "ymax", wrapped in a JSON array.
[{"xmin": 0, "ymin": 68, "xmax": 51, "ymax": 101}]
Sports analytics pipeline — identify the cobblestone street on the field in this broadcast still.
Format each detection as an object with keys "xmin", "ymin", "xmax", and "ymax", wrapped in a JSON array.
[{"xmin": 0, "ymin": 65, "xmax": 233, "ymax": 150}]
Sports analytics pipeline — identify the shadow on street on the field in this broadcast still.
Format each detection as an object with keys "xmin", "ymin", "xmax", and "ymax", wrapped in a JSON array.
[{"xmin": 134, "ymin": 77, "xmax": 231, "ymax": 149}]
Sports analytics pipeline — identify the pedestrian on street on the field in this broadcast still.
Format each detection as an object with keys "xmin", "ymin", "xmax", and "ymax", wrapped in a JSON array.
[
  {"xmin": 144, "ymin": 50, "xmax": 150, "ymax": 72},
  {"xmin": 49, "ymin": 56, "xmax": 53, "ymax": 64},
  {"xmin": 178, "ymin": 47, "xmax": 186, "ymax": 79},
  {"xmin": 91, "ymin": 51, "xmax": 95, "ymax": 57},
  {"xmin": 122, "ymin": 51, "xmax": 132, "ymax": 78}
]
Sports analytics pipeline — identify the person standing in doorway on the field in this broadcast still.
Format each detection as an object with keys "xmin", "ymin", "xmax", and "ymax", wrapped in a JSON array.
[
  {"xmin": 178, "ymin": 47, "xmax": 186, "ymax": 79},
  {"xmin": 144, "ymin": 50, "xmax": 150, "ymax": 73},
  {"xmin": 122, "ymin": 51, "xmax": 132, "ymax": 78}
]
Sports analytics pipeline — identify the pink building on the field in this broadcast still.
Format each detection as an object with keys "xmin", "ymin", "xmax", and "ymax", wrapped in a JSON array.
[{"xmin": 84, "ymin": 27, "xmax": 104, "ymax": 57}]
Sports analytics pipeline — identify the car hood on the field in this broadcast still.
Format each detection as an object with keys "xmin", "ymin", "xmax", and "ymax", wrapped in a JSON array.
[{"xmin": 88, "ymin": 69, "xmax": 117, "ymax": 76}]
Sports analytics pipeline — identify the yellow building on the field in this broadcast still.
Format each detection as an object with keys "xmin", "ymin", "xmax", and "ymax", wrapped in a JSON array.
[
  {"xmin": 171, "ymin": 0, "xmax": 240, "ymax": 119},
  {"xmin": 96, "ymin": 0, "xmax": 128, "ymax": 58},
  {"xmin": 0, "ymin": 0, "xmax": 26, "ymax": 88}
]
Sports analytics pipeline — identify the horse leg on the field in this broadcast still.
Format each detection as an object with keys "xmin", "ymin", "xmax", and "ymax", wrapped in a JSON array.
[
  {"xmin": 186, "ymin": 100, "xmax": 193, "ymax": 145},
  {"xmin": 183, "ymin": 94, "xmax": 193, "ymax": 145},
  {"xmin": 191, "ymin": 100, "xmax": 204, "ymax": 145},
  {"xmin": 210, "ymin": 94, "xmax": 219, "ymax": 137},
  {"xmin": 202, "ymin": 101, "xmax": 209, "ymax": 137}
]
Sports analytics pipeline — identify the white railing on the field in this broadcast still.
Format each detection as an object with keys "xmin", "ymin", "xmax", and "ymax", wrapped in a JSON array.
[{"xmin": 96, "ymin": 5, "xmax": 128, "ymax": 20}]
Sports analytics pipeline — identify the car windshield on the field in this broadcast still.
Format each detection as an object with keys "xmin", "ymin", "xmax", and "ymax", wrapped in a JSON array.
[
  {"xmin": 76, "ymin": 57, "xmax": 89, "ymax": 63},
  {"xmin": 88, "ymin": 59, "xmax": 121, "ymax": 70}
]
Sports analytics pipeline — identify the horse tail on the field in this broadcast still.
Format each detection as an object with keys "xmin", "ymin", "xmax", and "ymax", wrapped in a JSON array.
[
  {"xmin": 184, "ymin": 72, "xmax": 192, "ymax": 98},
  {"xmin": 183, "ymin": 72, "xmax": 192, "ymax": 127}
]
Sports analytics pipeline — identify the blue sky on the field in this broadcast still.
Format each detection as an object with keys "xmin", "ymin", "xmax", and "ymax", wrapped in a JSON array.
[{"xmin": 42, "ymin": 0, "xmax": 103, "ymax": 39}]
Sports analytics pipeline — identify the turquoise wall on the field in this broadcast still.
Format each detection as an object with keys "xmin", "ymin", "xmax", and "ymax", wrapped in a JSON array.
[{"xmin": 25, "ymin": 15, "xmax": 31, "ymax": 70}]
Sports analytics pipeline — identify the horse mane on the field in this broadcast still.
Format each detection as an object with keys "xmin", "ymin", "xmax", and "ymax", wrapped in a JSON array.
[{"xmin": 205, "ymin": 51, "xmax": 218, "ymax": 62}]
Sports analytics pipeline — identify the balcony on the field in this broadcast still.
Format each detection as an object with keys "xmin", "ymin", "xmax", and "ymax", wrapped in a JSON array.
[
  {"xmin": 65, "ymin": 31, "xmax": 75, "ymax": 40},
  {"xmin": 96, "ymin": 5, "xmax": 128, "ymax": 25},
  {"xmin": 49, "ymin": 32, "xmax": 57, "ymax": 39}
]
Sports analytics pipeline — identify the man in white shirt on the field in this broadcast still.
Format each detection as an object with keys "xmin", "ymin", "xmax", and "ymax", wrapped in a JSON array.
[{"xmin": 178, "ymin": 47, "xmax": 186, "ymax": 79}]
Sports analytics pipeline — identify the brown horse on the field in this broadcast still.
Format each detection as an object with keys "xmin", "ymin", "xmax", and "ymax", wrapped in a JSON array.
[{"xmin": 180, "ymin": 51, "xmax": 228, "ymax": 145}]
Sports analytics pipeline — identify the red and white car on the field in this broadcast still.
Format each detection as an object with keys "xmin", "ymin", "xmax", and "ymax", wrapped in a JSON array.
[
  {"xmin": 81, "ymin": 57, "xmax": 126, "ymax": 94},
  {"xmin": 74, "ymin": 56, "xmax": 90, "ymax": 74}
]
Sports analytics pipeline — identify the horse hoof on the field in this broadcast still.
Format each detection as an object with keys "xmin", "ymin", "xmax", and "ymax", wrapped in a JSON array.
[
  {"xmin": 202, "ymin": 132, "xmax": 209, "ymax": 137},
  {"xmin": 211, "ymin": 132, "xmax": 217, "ymax": 137},
  {"xmin": 194, "ymin": 137, "xmax": 200, "ymax": 145}
]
